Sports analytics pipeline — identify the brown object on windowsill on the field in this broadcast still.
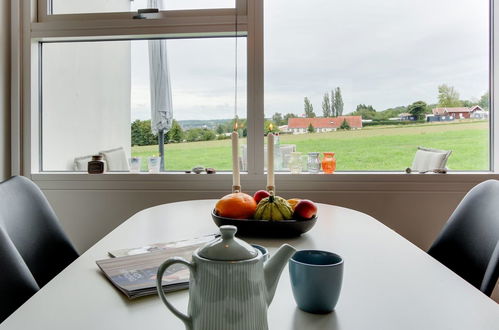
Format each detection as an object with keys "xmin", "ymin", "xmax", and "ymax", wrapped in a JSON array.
[
  {"xmin": 88, "ymin": 155, "xmax": 106, "ymax": 174},
  {"xmin": 206, "ymin": 168, "xmax": 216, "ymax": 174}
]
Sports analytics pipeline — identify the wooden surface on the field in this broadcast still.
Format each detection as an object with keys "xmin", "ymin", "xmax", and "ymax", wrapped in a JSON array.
[{"xmin": 1, "ymin": 200, "xmax": 498, "ymax": 329}]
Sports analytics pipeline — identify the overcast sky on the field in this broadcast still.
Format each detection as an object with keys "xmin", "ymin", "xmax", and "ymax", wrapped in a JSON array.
[{"xmin": 130, "ymin": 0, "xmax": 489, "ymax": 121}]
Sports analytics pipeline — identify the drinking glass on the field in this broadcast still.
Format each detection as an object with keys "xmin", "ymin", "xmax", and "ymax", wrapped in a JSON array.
[
  {"xmin": 307, "ymin": 152, "xmax": 321, "ymax": 173},
  {"xmin": 148, "ymin": 156, "xmax": 161, "ymax": 173},
  {"xmin": 129, "ymin": 157, "xmax": 141, "ymax": 172}
]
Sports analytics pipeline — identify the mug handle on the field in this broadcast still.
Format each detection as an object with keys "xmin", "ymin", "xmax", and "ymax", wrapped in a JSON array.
[{"xmin": 156, "ymin": 257, "xmax": 195, "ymax": 329}]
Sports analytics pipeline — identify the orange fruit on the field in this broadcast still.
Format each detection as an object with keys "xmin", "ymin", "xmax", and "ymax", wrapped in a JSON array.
[
  {"xmin": 215, "ymin": 192, "xmax": 257, "ymax": 219},
  {"xmin": 287, "ymin": 198, "xmax": 301, "ymax": 211}
]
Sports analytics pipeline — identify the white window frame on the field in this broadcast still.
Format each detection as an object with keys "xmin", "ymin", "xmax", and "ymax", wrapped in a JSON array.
[{"xmin": 10, "ymin": 0, "xmax": 499, "ymax": 192}]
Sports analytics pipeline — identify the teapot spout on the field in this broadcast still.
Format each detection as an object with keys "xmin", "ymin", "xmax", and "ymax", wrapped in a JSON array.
[{"xmin": 264, "ymin": 244, "xmax": 296, "ymax": 305}]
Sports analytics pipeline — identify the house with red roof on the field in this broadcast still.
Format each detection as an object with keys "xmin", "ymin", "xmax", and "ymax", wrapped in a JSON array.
[
  {"xmin": 287, "ymin": 116, "xmax": 363, "ymax": 134},
  {"xmin": 432, "ymin": 105, "xmax": 483, "ymax": 119}
]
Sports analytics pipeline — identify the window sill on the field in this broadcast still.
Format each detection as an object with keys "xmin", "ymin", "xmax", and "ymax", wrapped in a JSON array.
[{"xmin": 30, "ymin": 171, "xmax": 499, "ymax": 192}]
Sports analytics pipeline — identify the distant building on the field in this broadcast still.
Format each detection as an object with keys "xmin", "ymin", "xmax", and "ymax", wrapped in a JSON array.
[
  {"xmin": 427, "ymin": 115, "xmax": 454, "ymax": 122},
  {"xmin": 278, "ymin": 125, "xmax": 289, "ymax": 133},
  {"xmin": 399, "ymin": 113, "xmax": 417, "ymax": 121},
  {"xmin": 432, "ymin": 105, "xmax": 483, "ymax": 119},
  {"xmin": 471, "ymin": 110, "xmax": 489, "ymax": 120},
  {"xmin": 287, "ymin": 116, "xmax": 363, "ymax": 134}
]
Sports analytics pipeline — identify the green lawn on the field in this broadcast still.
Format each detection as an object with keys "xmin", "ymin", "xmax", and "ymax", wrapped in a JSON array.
[{"xmin": 132, "ymin": 121, "xmax": 489, "ymax": 171}]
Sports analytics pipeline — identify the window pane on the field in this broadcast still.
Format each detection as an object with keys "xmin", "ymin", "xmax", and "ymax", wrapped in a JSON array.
[
  {"xmin": 264, "ymin": 0, "xmax": 490, "ymax": 172},
  {"xmin": 50, "ymin": 0, "xmax": 235, "ymax": 15},
  {"xmin": 41, "ymin": 37, "xmax": 247, "ymax": 172}
]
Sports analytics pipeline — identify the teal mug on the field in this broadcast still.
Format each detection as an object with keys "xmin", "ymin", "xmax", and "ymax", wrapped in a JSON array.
[{"xmin": 289, "ymin": 250, "xmax": 344, "ymax": 313}]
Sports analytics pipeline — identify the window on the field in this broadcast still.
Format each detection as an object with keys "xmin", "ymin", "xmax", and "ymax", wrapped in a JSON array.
[
  {"xmin": 41, "ymin": 37, "xmax": 247, "ymax": 172},
  {"xmin": 20, "ymin": 0, "xmax": 495, "ymax": 176},
  {"xmin": 264, "ymin": 0, "xmax": 490, "ymax": 171},
  {"xmin": 49, "ymin": 0, "xmax": 236, "ymax": 15}
]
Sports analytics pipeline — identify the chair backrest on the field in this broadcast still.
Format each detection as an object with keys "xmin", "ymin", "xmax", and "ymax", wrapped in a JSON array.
[
  {"xmin": 0, "ymin": 176, "xmax": 78, "ymax": 288},
  {"xmin": 428, "ymin": 180, "xmax": 499, "ymax": 296},
  {"xmin": 0, "ymin": 227, "xmax": 40, "ymax": 323}
]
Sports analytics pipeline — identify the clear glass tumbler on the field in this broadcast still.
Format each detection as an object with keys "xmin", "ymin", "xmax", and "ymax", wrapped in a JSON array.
[{"xmin": 307, "ymin": 152, "xmax": 321, "ymax": 173}]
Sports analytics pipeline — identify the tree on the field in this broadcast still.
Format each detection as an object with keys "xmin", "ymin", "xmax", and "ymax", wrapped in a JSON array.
[
  {"xmin": 307, "ymin": 123, "xmax": 315, "ymax": 133},
  {"xmin": 333, "ymin": 87, "xmax": 344, "ymax": 116},
  {"xmin": 460, "ymin": 100, "xmax": 473, "ymax": 108},
  {"xmin": 272, "ymin": 112, "xmax": 285, "ymax": 126},
  {"xmin": 216, "ymin": 124, "xmax": 224, "ymax": 135},
  {"xmin": 304, "ymin": 97, "xmax": 316, "ymax": 118},
  {"xmin": 340, "ymin": 119, "xmax": 351, "ymax": 130},
  {"xmin": 438, "ymin": 84, "xmax": 462, "ymax": 107},
  {"xmin": 166, "ymin": 120, "xmax": 184, "ymax": 143},
  {"xmin": 322, "ymin": 93, "xmax": 331, "ymax": 117},
  {"xmin": 330, "ymin": 90, "xmax": 336, "ymax": 116},
  {"xmin": 186, "ymin": 128, "xmax": 202, "ymax": 142},
  {"xmin": 479, "ymin": 91, "xmax": 489, "ymax": 111},
  {"xmin": 408, "ymin": 101, "xmax": 428, "ymax": 120},
  {"xmin": 131, "ymin": 119, "xmax": 157, "ymax": 146},
  {"xmin": 201, "ymin": 129, "xmax": 216, "ymax": 141},
  {"xmin": 283, "ymin": 113, "xmax": 298, "ymax": 124},
  {"xmin": 351, "ymin": 104, "xmax": 376, "ymax": 120}
]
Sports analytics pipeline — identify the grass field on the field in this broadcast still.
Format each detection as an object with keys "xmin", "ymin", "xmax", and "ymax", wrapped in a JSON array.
[{"xmin": 132, "ymin": 121, "xmax": 489, "ymax": 171}]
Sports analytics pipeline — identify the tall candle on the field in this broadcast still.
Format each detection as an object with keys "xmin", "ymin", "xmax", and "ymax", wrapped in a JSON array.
[
  {"xmin": 231, "ymin": 131, "xmax": 241, "ymax": 189},
  {"xmin": 267, "ymin": 133, "xmax": 275, "ymax": 188}
]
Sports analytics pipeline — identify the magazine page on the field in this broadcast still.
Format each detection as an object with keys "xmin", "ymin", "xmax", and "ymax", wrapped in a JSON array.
[
  {"xmin": 97, "ymin": 243, "xmax": 200, "ymax": 299},
  {"xmin": 108, "ymin": 234, "xmax": 217, "ymax": 258}
]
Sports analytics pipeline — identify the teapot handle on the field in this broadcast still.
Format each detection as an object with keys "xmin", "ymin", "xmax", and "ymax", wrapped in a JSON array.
[{"xmin": 156, "ymin": 257, "xmax": 195, "ymax": 329}]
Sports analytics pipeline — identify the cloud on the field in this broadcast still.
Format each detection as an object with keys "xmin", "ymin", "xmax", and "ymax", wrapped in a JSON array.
[{"xmin": 131, "ymin": 0, "xmax": 489, "ymax": 120}]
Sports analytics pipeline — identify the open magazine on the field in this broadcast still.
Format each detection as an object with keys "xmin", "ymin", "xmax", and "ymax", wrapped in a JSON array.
[
  {"xmin": 96, "ymin": 234, "xmax": 217, "ymax": 299},
  {"xmin": 108, "ymin": 234, "xmax": 217, "ymax": 258}
]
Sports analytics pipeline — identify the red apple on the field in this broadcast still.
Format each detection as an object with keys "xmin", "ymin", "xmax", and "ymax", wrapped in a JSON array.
[
  {"xmin": 293, "ymin": 200, "xmax": 317, "ymax": 219},
  {"xmin": 253, "ymin": 190, "xmax": 271, "ymax": 204}
]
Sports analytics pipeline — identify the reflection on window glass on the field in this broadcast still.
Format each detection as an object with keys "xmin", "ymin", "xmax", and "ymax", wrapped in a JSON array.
[
  {"xmin": 265, "ymin": 0, "xmax": 489, "ymax": 172},
  {"xmin": 41, "ymin": 37, "xmax": 247, "ymax": 172},
  {"xmin": 50, "ymin": 0, "xmax": 235, "ymax": 15}
]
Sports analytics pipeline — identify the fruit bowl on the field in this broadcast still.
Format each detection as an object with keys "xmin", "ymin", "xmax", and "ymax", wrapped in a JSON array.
[{"xmin": 211, "ymin": 210, "xmax": 317, "ymax": 238}]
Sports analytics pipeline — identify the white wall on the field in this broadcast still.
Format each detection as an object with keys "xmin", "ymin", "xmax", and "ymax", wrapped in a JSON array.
[
  {"xmin": 0, "ymin": 0, "xmax": 10, "ymax": 180},
  {"xmin": 42, "ymin": 0, "xmax": 131, "ymax": 171},
  {"xmin": 42, "ymin": 42, "xmax": 131, "ymax": 170}
]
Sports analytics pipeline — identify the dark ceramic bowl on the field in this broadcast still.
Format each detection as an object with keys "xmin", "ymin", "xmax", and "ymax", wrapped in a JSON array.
[{"xmin": 211, "ymin": 210, "xmax": 317, "ymax": 238}]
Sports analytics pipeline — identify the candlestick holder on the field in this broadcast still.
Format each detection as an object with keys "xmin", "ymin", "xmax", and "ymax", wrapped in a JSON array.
[
  {"xmin": 232, "ymin": 185, "xmax": 241, "ymax": 193},
  {"xmin": 266, "ymin": 186, "xmax": 275, "ymax": 195}
]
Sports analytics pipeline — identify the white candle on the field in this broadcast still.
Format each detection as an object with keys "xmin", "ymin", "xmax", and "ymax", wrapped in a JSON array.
[
  {"xmin": 267, "ymin": 133, "xmax": 275, "ymax": 188},
  {"xmin": 231, "ymin": 131, "xmax": 241, "ymax": 188}
]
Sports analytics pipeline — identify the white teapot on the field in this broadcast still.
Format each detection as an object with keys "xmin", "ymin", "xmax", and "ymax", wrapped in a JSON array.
[{"xmin": 156, "ymin": 225, "xmax": 296, "ymax": 330}]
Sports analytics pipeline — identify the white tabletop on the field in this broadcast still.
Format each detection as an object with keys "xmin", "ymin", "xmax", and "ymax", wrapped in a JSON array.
[{"xmin": 1, "ymin": 200, "xmax": 498, "ymax": 329}]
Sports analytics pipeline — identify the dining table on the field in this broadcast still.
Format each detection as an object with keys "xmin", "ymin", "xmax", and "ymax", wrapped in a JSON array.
[{"xmin": 1, "ymin": 200, "xmax": 498, "ymax": 330}]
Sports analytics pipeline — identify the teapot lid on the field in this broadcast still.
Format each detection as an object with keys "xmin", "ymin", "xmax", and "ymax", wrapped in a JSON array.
[{"xmin": 198, "ymin": 225, "xmax": 257, "ymax": 261}]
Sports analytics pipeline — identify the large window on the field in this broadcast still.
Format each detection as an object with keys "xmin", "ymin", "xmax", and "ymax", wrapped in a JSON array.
[
  {"xmin": 41, "ymin": 37, "xmax": 247, "ymax": 172},
  {"xmin": 264, "ymin": 0, "xmax": 490, "ymax": 171},
  {"xmin": 30, "ymin": 0, "xmax": 493, "ymax": 175}
]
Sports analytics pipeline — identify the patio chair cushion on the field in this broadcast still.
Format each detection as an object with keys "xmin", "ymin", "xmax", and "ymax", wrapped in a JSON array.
[
  {"xmin": 73, "ymin": 155, "xmax": 94, "ymax": 171},
  {"xmin": 410, "ymin": 146, "xmax": 452, "ymax": 173},
  {"xmin": 100, "ymin": 147, "xmax": 130, "ymax": 171}
]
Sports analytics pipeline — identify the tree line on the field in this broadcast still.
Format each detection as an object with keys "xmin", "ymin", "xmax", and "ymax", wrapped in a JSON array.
[
  {"xmin": 132, "ymin": 84, "xmax": 489, "ymax": 146},
  {"xmin": 302, "ymin": 87, "xmax": 344, "ymax": 118},
  {"xmin": 350, "ymin": 84, "xmax": 489, "ymax": 121},
  {"xmin": 131, "ymin": 117, "xmax": 250, "ymax": 146}
]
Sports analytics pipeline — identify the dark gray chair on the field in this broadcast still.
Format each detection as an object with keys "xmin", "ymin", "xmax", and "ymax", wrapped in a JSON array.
[
  {"xmin": 0, "ymin": 176, "xmax": 78, "ymax": 323},
  {"xmin": 428, "ymin": 179, "xmax": 499, "ymax": 296}
]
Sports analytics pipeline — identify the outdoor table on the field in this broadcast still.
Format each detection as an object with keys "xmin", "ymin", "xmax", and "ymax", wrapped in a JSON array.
[{"xmin": 1, "ymin": 200, "xmax": 498, "ymax": 329}]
